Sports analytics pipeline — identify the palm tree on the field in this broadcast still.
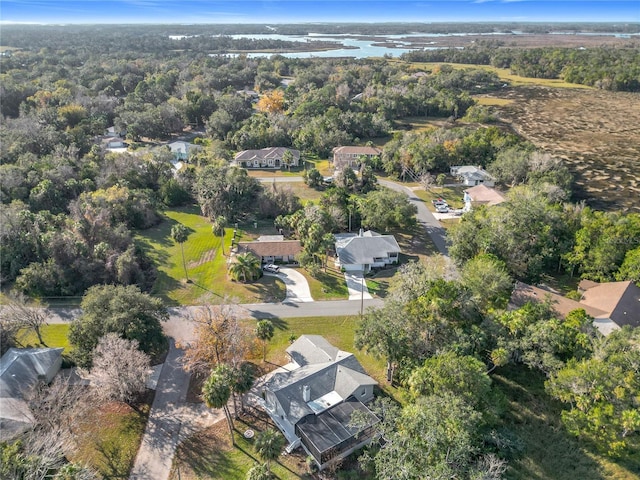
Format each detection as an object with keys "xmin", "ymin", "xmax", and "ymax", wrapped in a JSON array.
[
  {"xmin": 229, "ymin": 253, "xmax": 261, "ymax": 283},
  {"xmin": 202, "ymin": 364, "xmax": 235, "ymax": 444},
  {"xmin": 282, "ymin": 149, "xmax": 294, "ymax": 171},
  {"xmin": 232, "ymin": 362, "xmax": 255, "ymax": 418},
  {"xmin": 255, "ymin": 428, "xmax": 285, "ymax": 475},
  {"xmin": 255, "ymin": 320, "xmax": 274, "ymax": 362},
  {"xmin": 171, "ymin": 224, "xmax": 189, "ymax": 281},
  {"xmin": 212, "ymin": 215, "xmax": 226, "ymax": 255}
]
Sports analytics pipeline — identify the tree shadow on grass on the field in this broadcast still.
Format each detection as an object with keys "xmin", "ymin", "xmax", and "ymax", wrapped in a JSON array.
[
  {"xmin": 176, "ymin": 429, "xmax": 238, "ymax": 479},
  {"xmin": 493, "ymin": 365, "xmax": 606, "ymax": 480}
]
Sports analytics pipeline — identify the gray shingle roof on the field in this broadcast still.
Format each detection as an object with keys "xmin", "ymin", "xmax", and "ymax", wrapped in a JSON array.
[
  {"xmin": 264, "ymin": 336, "xmax": 377, "ymax": 425},
  {"xmin": 0, "ymin": 348, "xmax": 64, "ymax": 398},
  {"xmin": 335, "ymin": 234, "xmax": 400, "ymax": 266}
]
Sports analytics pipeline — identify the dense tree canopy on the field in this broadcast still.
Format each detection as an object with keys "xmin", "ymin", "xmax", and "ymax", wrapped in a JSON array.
[{"xmin": 69, "ymin": 284, "xmax": 167, "ymax": 367}]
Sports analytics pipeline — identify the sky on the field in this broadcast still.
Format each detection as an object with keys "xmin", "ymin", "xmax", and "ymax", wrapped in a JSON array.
[{"xmin": 1, "ymin": 0, "xmax": 638, "ymax": 24}]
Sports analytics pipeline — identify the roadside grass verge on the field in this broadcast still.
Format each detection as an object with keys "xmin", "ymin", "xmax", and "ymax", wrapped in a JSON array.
[
  {"xmin": 493, "ymin": 365, "xmax": 639, "ymax": 480},
  {"xmin": 17, "ymin": 323, "xmax": 71, "ymax": 351},
  {"xmin": 135, "ymin": 206, "xmax": 286, "ymax": 305},
  {"xmin": 71, "ymin": 399, "xmax": 151, "ymax": 479}
]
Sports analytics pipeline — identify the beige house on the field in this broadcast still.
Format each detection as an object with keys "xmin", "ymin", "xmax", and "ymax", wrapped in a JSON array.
[
  {"xmin": 236, "ymin": 237, "xmax": 302, "ymax": 264},
  {"xmin": 463, "ymin": 184, "xmax": 506, "ymax": 210},
  {"xmin": 332, "ymin": 146, "xmax": 381, "ymax": 170},
  {"xmin": 510, "ymin": 280, "xmax": 640, "ymax": 336}
]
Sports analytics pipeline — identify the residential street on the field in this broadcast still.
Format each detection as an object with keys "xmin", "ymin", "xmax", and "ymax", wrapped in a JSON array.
[{"xmin": 36, "ymin": 177, "xmax": 442, "ymax": 480}]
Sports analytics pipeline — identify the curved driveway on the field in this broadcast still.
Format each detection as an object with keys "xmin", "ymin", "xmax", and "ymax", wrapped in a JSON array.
[{"xmin": 265, "ymin": 267, "xmax": 313, "ymax": 302}]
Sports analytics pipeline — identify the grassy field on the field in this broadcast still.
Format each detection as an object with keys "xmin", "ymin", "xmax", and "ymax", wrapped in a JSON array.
[
  {"xmin": 17, "ymin": 323, "xmax": 71, "ymax": 351},
  {"xmin": 135, "ymin": 206, "xmax": 286, "ymax": 305},
  {"xmin": 414, "ymin": 184, "xmax": 466, "ymax": 210}
]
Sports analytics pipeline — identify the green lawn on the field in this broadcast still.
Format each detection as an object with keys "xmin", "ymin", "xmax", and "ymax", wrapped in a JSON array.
[
  {"xmin": 299, "ymin": 266, "xmax": 349, "ymax": 301},
  {"xmin": 414, "ymin": 184, "xmax": 467, "ymax": 210},
  {"xmin": 135, "ymin": 206, "xmax": 286, "ymax": 305},
  {"xmin": 71, "ymin": 401, "xmax": 150, "ymax": 479},
  {"xmin": 17, "ymin": 323, "xmax": 71, "ymax": 351}
]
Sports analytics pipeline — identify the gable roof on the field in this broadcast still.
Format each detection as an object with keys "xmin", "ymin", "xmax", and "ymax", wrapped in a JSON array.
[
  {"xmin": 580, "ymin": 281, "xmax": 640, "ymax": 328},
  {"xmin": 0, "ymin": 348, "xmax": 64, "ymax": 398},
  {"xmin": 0, "ymin": 348, "xmax": 63, "ymax": 440},
  {"xmin": 464, "ymin": 184, "xmax": 506, "ymax": 206},
  {"xmin": 335, "ymin": 231, "xmax": 400, "ymax": 266},
  {"xmin": 237, "ymin": 240, "xmax": 302, "ymax": 259},
  {"xmin": 510, "ymin": 281, "xmax": 634, "ymax": 335},
  {"xmin": 264, "ymin": 335, "xmax": 377, "ymax": 426},
  {"xmin": 234, "ymin": 147, "xmax": 300, "ymax": 162}
]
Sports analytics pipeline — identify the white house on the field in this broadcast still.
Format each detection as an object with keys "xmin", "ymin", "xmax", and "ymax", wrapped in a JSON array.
[
  {"xmin": 334, "ymin": 230, "xmax": 400, "ymax": 273},
  {"xmin": 450, "ymin": 165, "xmax": 495, "ymax": 187},
  {"xmin": 167, "ymin": 141, "xmax": 201, "ymax": 161},
  {"xmin": 252, "ymin": 336, "xmax": 379, "ymax": 470}
]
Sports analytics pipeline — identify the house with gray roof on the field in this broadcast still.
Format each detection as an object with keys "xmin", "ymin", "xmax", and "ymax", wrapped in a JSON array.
[
  {"xmin": 233, "ymin": 147, "xmax": 300, "ymax": 169},
  {"xmin": 334, "ymin": 230, "xmax": 400, "ymax": 273},
  {"xmin": 0, "ymin": 348, "xmax": 64, "ymax": 440},
  {"xmin": 450, "ymin": 165, "xmax": 495, "ymax": 187},
  {"xmin": 252, "ymin": 335, "xmax": 379, "ymax": 470}
]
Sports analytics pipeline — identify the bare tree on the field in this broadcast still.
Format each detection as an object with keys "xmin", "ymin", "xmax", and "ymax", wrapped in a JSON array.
[
  {"xmin": 419, "ymin": 172, "xmax": 436, "ymax": 191},
  {"xmin": 21, "ymin": 377, "xmax": 99, "ymax": 479},
  {"xmin": 0, "ymin": 292, "xmax": 49, "ymax": 346},
  {"xmin": 84, "ymin": 333, "xmax": 151, "ymax": 405},
  {"xmin": 181, "ymin": 303, "xmax": 254, "ymax": 376}
]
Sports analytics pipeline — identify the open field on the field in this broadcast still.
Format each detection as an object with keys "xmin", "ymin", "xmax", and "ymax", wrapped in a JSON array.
[{"xmin": 135, "ymin": 206, "xmax": 286, "ymax": 305}]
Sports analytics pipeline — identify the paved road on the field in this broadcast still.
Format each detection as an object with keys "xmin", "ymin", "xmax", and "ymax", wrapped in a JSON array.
[{"xmin": 378, "ymin": 179, "xmax": 449, "ymax": 257}]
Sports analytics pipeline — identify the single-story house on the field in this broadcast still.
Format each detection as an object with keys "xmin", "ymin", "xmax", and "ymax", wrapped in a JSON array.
[
  {"xmin": 167, "ymin": 141, "xmax": 201, "ymax": 161},
  {"xmin": 236, "ymin": 236, "xmax": 302, "ymax": 264},
  {"xmin": 104, "ymin": 126, "xmax": 126, "ymax": 137},
  {"xmin": 233, "ymin": 147, "xmax": 300, "ymax": 169},
  {"xmin": 510, "ymin": 280, "xmax": 640, "ymax": 336},
  {"xmin": 253, "ymin": 335, "xmax": 379, "ymax": 470},
  {"xmin": 0, "ymin": 348, "xmax": 64, "ymax": 440},
  {"xmin": 332, "ymin": 146, "xmax": 382, "ymax": 170},
  {"xmin": 334, "ymin": 230, "xmax": 400, "ymax": 273},
  {"xmin": 103, "ymin": 136, "xmax": 126, "ymax": 150},
  {"xmin": 450, "ymin": 165, "xmax": 495, "ymax": 187},
  {"xmin": 463, "ymin": 184, "xmax": 506, "ymax": 210}
]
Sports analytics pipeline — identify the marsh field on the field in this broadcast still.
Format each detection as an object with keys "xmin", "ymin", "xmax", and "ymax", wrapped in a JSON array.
[{"xmin": 487, "ymin": 86, "xmax": 640, "ymax": 211}]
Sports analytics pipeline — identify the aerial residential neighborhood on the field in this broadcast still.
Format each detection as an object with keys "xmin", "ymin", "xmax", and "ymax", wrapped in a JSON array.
[{"xmin": 1, "ymin": 7, "xmax": 639, "ymax": 480}]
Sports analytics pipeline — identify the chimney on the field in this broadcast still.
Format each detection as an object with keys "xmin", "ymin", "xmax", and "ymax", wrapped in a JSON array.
[{"xmin": 303, "ymin": 385, "xmax": 310, "ymax": 402}]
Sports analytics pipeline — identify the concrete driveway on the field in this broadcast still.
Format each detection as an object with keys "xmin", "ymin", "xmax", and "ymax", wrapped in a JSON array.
[
  {"xmin": 264, "ymin": 267, "xmax": 313, "ymax": 302},
  {"xmin": 344, "ymin": 271, "xmax": 373, "ymax": 301}
]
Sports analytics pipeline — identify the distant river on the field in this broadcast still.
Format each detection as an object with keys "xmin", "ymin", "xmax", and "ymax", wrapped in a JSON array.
[{"xmin": 169, "ymin": 31, "xmax": 639, "ymax": 59}]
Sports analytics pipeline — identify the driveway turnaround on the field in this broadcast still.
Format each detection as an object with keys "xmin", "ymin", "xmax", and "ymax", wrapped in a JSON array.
[
  {"xmin": 344, "ymin": 271, "xmax": 373, "ymax": 301},
  {"xmin": 267, "ymin": 267, "xmax": 314, "ymax": 302}
]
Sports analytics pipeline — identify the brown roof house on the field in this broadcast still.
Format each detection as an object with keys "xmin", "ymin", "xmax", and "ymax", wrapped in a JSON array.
[
  {"xmin": 511, "ymin": 280, "xmax": 640, "ymax": 336},
  {"xmin": 248, "ymin": 335, "xmax": 379, "ymax": 471},
  {"xmin": 463, "ymin": 184, "xmax": 506, "ymax": 210},
  {"xmin": 233, "ymin": 147, "xmax": 300, "ymax": 169},
  {"xmin": 236, "ymin": 235, "xmax": 302, "ymax": 264},
  {"xmin": 332, "ymin": 146, "xmax": 381, "ymax": 171}
]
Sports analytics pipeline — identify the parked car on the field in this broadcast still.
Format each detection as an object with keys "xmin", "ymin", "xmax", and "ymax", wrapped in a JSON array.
[
  {"xmin": 435, "ymin": 204, "xmax": 449, "ymax": 213},
  {"xmin": 263, "ymin": 264, "xmax": 280, "ymax": 273}
]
